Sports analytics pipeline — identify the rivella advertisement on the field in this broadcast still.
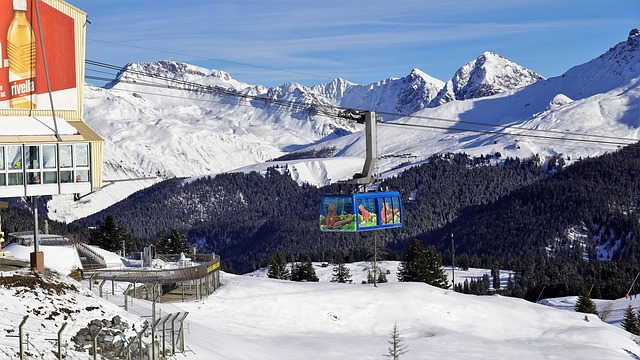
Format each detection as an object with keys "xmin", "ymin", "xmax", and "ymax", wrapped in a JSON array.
[{"xmin": 0, "ymin": 0, "xmax": 77, "ymax": 110}]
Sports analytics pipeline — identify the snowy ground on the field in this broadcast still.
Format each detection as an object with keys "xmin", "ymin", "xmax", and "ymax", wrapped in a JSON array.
[{"xmin": 0, "ymin": 244, "xmax": 639, "ymax": 359}]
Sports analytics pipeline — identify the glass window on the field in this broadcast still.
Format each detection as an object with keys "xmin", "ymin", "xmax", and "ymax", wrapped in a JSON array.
[
  {"xmin": 76, "ymin": 143, "xmax": 89, "ymax": 167},
  {"xmin": 0, "ymin": 146, "xmax": 4, "ymax": 171},
  {"xmin": 8, "ymin": 145, "xmax": 22, "ymax": 170},
  {"xmin": 59, "ymin": 144, "xmax": 72, "ymax": 168},
  {"xmin": 42, "ymin": 145, "xmax": 56, "ymax": 169},
  {"xmin": 25, "ymin": 146, "xmax": 39, "ymax": 170},
  {"xmin": 76, "ymin": 170, "xmax": 89, "ymax": 182},
  {"xmin": 320, "ymin": 196, "xmax": 356, "ymax": 231},
  {"xmin": 60, "ymin": 170, "xmax": 73, "ymax": 183},
  {"xmin": 43, "ymin": 171, "xmax": 57, "ymax": 184},
  {"xmin": 381, "ymin": 196, "xmax": 400, "ymax": 225},
  {"xmin": 0, "ymin": 174, "xmax": 5, "ymax": 186},
  {"xmin": 27, "ymin": 172, "xmax": 41, "ymax": 185},
  {"xmin": 357, "ymin": 198, "xmax": 378, "ymax": 228},
  {"xmin": 8, "ymin": 173, "xmax": 23, "ymax": 186}
]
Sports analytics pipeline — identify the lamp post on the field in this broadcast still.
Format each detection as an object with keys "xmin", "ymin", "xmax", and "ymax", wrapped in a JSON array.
[{"xmin": 30, "ymin": 196, "xmax": 44, "ymax": 272}]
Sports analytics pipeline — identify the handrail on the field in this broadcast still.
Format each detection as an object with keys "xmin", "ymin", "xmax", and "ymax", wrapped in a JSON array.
[
  {"xmin": 85, "ymin": 255, "xmax": 220, "ymax": 283},
  {"xmin": 75, "ymin": 242, "xmax": 107, "ymax": 269}
]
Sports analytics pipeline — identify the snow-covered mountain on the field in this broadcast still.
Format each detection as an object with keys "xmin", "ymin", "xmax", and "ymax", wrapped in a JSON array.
[
  {"xmin": 47, "ymin": 29, "xmax": 640, "ymax": 223},
  {"xmin": 313, "ymin": 68, "xmax": 445, "ymax": 116},
  {"xmin": 429, "ymin": 51, "xmax": 545, "ymax": 107}
]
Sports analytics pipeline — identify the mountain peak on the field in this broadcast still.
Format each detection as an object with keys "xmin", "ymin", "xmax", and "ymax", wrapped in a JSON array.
[
  {"xmin": 429, "ymin": 52, "xmax": 544, "ymax": 106},
  {"xmin": 105, "ymin": 60, "xmax": 248, "ymax": 91},
  {"xmin": 557, "ymin": 28, "xmax": 640, "ymax": 98}
]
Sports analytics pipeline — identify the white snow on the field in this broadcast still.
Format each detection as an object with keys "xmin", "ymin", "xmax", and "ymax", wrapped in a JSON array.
[{"xmin": 0, "ymin": 245, "xmax": 638, "ymax": 359}]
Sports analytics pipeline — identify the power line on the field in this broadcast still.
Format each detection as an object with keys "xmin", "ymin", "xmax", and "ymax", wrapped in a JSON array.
[
  {"xmin": 86, "ymin": 39, "xmax": 335, "ymax": 82},
  {"xmin": 83, "ymin": 59, "xmax": 639, "ymax": 150},
  {"xmin": 376, "ymin": 110, "xmax": 640, "ymax": 144},
  {"xmin": 380, "ymin": 122, "xmax": 633, "ymax": 148}
]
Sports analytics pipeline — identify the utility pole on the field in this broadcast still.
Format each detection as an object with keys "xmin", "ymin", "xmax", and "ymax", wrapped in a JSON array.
[
  {"xmin": 373, "ymin": 232, "xmax": 378, "ymax": 288},
  {"xmin": 451, "ymin": 233, "xmax": 455, "ymax": 290}
]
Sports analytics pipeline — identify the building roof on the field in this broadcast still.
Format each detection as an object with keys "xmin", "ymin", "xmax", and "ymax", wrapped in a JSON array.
[{"xmin": 0, "ymin": 116, "xmax": 78, "ymax": 136}]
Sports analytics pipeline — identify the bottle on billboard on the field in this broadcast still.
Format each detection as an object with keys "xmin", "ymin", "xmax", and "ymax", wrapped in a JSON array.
[{"xmin": 7, "ymin": 0, "xmax": 36, "ymax": 109}]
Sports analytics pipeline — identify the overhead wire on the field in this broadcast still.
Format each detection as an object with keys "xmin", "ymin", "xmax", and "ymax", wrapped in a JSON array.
[
  {"xmin": 83, "ymin": 59, "xmax": 640, "ymax": 151},
  {"xmin": 375, "ymin": 110, "xmax": 640, "ymax": 144},
  {"xmin": 380, "ymin": 121, "xmax": 632, "ymax": 147},
  {"xmin": 85, "ymin": 60, "xmax": 340, "ymax": 117},
  {"xmin": 86, "ymin": 38, "xmax": 335, "ymax": 82}
]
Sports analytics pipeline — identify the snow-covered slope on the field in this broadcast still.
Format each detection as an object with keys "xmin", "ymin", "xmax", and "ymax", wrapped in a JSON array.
[
  {"xmin": 46, "ymin": 30, "xmax": 640, "ymax": 223},
  {"xmin": 0, "ymin": 247, "xmax": 638, "ymax": 360}
]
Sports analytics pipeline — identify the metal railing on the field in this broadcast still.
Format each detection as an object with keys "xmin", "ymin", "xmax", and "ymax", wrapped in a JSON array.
[
  {"xmin": 85, "ymin": 254, "xmax": 220, "ymax": 283},
  {"xmin": 75, "ymin": 242, "xmax": 107, "ymax": 270}
]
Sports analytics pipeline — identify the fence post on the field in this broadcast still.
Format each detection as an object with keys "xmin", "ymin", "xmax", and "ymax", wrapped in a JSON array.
[
  {"xmin": 134, "ymin": 278, "xmax": 139, "ymax": 303},
  {"xmin": 45, "ymin": 322, "xmax": 67, "ymax": 360},
  {"xmin": 99, "ymin": 279, "xmax": 107, "ymax": 298},
  {"xmin": 111, "ymin": 276, "xmax": 117, "ymax": 295},
  {"xmin": 89, "ymin": 273, "xmax": 97, "ymax": 290},
  {"xmin": 124, "ymin": 335, "xmax": 134, "ymax": 360},
  {"xmin": 91, "ymin": 326, "xmax": 103, "ymax": 360},
  {"xmin": 168, "ymin": 312, "xmax": 180, "ymax": 354},
  {"xmin": 58, "ymin": 322, "xmax": 67, "ymax": 360},
  {"xmin": 178, "ymin": 312, "xmax": 189, "ymax": 353},
  {"xmin": 151, "ymin": 319, "xmax": 158, "ymax": 360},
  {"xmin": 137, "ymin": 322, "xmax": 148, "ymax": 360},
  {"xmin": 18, "ymin": 315, "xmax": 28, "ymax": 360},
  {"xmin": 123, "ymin": 284, "xmax": 133, "ymax": 311},
  {"xmin": 160, "ymin": 313, "xmax": 178, "ymax": 355}
]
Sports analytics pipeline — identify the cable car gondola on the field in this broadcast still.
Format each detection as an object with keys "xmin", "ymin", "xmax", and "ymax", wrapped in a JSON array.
[{"xmin": 319, "ymin": 110, "xmax": 403, "ymax": 232}]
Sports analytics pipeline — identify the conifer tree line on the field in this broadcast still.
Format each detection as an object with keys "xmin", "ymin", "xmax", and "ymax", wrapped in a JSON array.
[
  {"xmin": 84, "ymin": 215, "xmax": 191, "ymax": 256},
  {"xmin": 266, "ymin": 251, "xmax": 319, "ymax": 282},
  {"xmin": 4, "ymin": 142, "xmax": 640, "ymax": 302},
  {"xmin": 266, "ymin": 241, "xmax": 449, "ymax": 289}
]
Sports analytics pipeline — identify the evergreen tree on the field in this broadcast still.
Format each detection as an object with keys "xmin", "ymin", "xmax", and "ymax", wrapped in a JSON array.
[
  {"xmin": 506, "ymin": 274, "xmax": 514, "ymax": 293},
  {"xmin": 267, "ymin": 251, "xmax": 290, "ymax": 280},
  {"xmin": 621, "ymin": 304, "xmax": 640, "ymax": 335},
  {"xmin": 331, "ymin": 252, "xmax": 352, "ymax": 283},
  {"xmin": 89, "ymin": 214, "xmax": 129, "ymax": 253},
  {"xmin": 156, "ymin": 229, "xmax": 168, "ymax": 253},
  {"xmin": 574, "ymin": 286, "xmax": 598, "ymax": 315},
  {"xmin": 170, "ymin": 228, "xmax": 191, "ymax": 254},
  {"xmin": 397, "ymin": 240, "xmax": 448, "ymax": 289},
  {"xmin": 385, "ymin": 323, "xmax": 409, "ymax": 360},
  {"xmin": 480, "ymin": 274, "xmax": 491, "ymax": 295},
  {"xmin": 158, "ymin": 228, "xmax": 191, "ymax": 254},
  {"xmin": 291, "ymin": 256, "xmax": 319, "ymax": 282},
  {"xmin": 397, "ymin": 240, "xmax": 428, "ymax": 283},
  {"xmin": 491, "ymin": 266, "xmax": 501, "ymax": 290},
  {"xmin": 377, "ymin": 268, "xmax": 388, "ymax": 284},
  {"xmin": 424, "ymin": 245, "xmax": 449, "ymax": 289},
  {"xmin": 290, "ymin": 261, "xmax": 302, "ymax": 281}
]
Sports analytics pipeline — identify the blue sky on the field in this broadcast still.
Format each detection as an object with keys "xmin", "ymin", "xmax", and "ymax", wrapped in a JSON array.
[{"xmin": 72, "ymin": 0, "xmax": 639, "ymax": 88}]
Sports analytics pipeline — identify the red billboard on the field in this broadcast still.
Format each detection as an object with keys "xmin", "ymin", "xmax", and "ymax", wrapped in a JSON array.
[{"xmin": 0, "ymin": 0, "xmax": 77, "ymax": 110}]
